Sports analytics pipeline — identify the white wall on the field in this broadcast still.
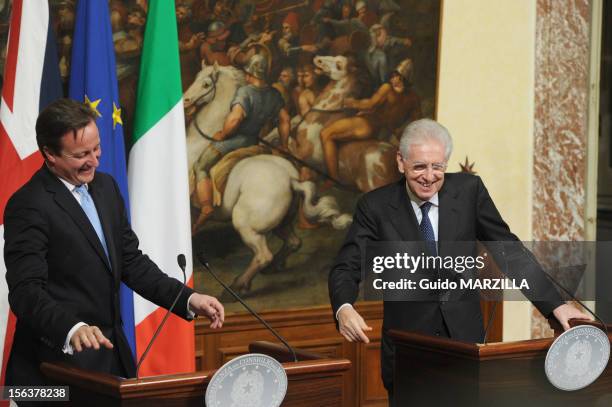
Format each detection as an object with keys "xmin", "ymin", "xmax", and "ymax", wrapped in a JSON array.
[{"xmin": 437, "ymin": 0, "xmax": 536, "ymax": 341}]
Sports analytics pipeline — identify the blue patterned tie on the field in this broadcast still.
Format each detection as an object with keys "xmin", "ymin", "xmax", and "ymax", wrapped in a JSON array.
[
  {"xmin": 74, "ymin": 185, "xmax": 109, "ymax": 260},
  {"xmin": 419, "ymin": 202, "xmax": 437, "ymax": 256}
]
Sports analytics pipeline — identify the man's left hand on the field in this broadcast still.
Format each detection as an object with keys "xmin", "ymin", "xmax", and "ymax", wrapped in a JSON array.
[
  {"xmin": 553, "ymin": 303, "xmax": 592, "ymax": 330},
  {"xmin": 189, "ymin": 294, "xmax": 225, "ymax": 328}
]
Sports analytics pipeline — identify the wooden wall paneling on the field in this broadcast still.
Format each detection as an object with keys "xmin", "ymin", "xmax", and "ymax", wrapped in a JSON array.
[
  {"xmin": 196, "ymin": 302, "xmax": 385, "ymax": 407},
  {"xmin": 480, "ymin": 300, "xmax": 503, "ymax": 342},
  {"xmin": 342, "ymin": 334, "xmax": 359, "ymax": 407},
  {"xmin": 360, "ymin": 340, "xmax": 387, "ymax": 406}
]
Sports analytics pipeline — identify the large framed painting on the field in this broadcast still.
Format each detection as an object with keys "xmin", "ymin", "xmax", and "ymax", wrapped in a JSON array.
[{"xmin": 0, "ymin": 0, "xmax": 441, "ymax": 314}]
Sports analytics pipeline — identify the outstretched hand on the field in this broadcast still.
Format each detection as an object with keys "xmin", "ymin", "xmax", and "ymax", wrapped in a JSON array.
[
  {"xmin": 70, "ymin": 325, "xmax": 114, "ymax": 352},
  {"xmin": 552, "ymin": 303, "xmax": 592, "ymax": 331},
  {"xmin": 337, "ymin": 306, "xmax": 373, "ymax": 343},
  {"xmin": 189, "ymin": 293, "xmax": 225, "ymax": 328}
]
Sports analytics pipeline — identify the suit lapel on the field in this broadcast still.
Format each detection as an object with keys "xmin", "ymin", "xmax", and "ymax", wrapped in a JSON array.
[
  {"xmin": 41, "ymin": 167, "xmax": 112, "ymax": 271},
  {"xmin": 388, "ymin": 180, "xmax": 421, "ymax": 241},
  {"xmin": 438, "ymin": 176, "xmax": 459, "ymax": 255}
]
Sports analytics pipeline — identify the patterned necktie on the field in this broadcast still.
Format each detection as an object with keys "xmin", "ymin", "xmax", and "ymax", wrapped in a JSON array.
[
  {"xmin": 419, "ymin": 202, "xmax": 437, "ymax": 256},
  {"xmin": 74, "ymin": 185, "xmax": 110, "ymax": 260}
]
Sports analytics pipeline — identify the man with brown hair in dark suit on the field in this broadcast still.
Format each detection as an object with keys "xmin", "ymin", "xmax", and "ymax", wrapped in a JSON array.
[{"xmin": 4, "ymin": 98, "xmax": 225, "ymax": 386}]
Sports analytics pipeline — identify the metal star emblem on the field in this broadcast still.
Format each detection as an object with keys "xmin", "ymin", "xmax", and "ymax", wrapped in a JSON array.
[{"xmin": 459, "ymin": 156, "xmax": 476, "ymax": 174}]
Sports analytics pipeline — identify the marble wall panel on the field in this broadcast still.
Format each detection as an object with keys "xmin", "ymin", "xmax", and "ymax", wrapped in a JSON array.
[{"xmin": 532, "ymin": 0, "xmax": 591, "ymax": 338}]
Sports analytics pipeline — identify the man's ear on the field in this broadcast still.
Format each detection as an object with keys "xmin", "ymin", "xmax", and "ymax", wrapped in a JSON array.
[{"xmin": 43, "ymin": 147, "xmax": 55, "ymax": 164}]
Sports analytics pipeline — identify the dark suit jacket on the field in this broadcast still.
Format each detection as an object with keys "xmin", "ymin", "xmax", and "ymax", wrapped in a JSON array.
[
  {"xmin": 3, "ymin": 165, "xmax": 195, "ymax": 385},
  {"xmin": 328, "ymin": 173, "xmax": 563, "ymax": 389}
]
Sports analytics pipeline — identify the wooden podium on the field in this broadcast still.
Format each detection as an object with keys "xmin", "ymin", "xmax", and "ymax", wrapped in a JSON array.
[
  {"xmin": 389, "ymin": 321, "xmax": 612, "ymax": 407},
  {"xmin": 40, "ymin": 342, "xmax": 350, "ymax": 406}
]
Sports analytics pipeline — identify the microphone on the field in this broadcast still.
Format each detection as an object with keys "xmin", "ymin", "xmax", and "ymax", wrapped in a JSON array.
[
  {"xmin": 178, "ymin": 253, "xmax": 186, "ymax": 270},
  {"xmin": 197, "ymin": 252, "xmax": 298, "ymax": 362},
  {"xmin": 136, "ymin": 254, "xmax": 188, "ymax": 378}
]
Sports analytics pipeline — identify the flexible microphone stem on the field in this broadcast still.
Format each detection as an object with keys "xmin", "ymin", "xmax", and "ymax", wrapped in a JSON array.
[
  {"xmin": 514, "ymin": 244, "xmax": 608, "ymax": 336},
  {"xmin": 482, "ymin": 301, "xmax": 498, "ymax": 344},
  {"xmin": 136, "ymin": 254, "xmax": 188, "ymax": 378},
  {"xmin": 197, "ymin": 253, "xmax": 298, "ymax": 363},
  {"xmin": 541, "ymin": 266, "xmax": 608, "ymax": 336}
]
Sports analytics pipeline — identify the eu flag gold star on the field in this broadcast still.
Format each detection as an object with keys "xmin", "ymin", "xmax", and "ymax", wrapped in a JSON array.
[
  {"xmin": 112, "ymin": 102, "xmax": 123, "ymax": 129},
  {"xmin": 84, "ymin": 95, "xmax": 102, "ymax": 117}
]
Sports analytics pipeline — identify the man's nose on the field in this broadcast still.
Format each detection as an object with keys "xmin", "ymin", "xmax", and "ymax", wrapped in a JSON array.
[
  {"xmin": 88, "ymin": 151, "xmax": 100, "ymax": 167},
  {"xmin": 423, "ymin": 167, "xmax": 436, "ymax": 180}
]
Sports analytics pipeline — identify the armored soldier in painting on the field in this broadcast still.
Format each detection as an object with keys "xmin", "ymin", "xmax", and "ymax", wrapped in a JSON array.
[{"xmin": 192, "ymin": 54, "xmax": 291, "ymax": 231}]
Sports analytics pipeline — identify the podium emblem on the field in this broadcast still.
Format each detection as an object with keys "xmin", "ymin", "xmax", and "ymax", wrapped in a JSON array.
[
  {"xmin": 205, "ymin": 353, "xmax": 288, "ymax": 406},
  {"xmin": 545, "ymin": 325, "xmax": 610, "ymax": 391}
]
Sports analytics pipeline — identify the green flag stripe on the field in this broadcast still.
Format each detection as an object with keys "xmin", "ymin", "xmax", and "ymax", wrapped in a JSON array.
[{"xmin": 132, "ymin": 0, "xmax": 182, "ymax": 143}]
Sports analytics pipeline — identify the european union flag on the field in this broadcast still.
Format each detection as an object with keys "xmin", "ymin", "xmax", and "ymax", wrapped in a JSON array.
[{"xmin": 69, "ymin": 0, "xmax": 136, "ymax": 359}]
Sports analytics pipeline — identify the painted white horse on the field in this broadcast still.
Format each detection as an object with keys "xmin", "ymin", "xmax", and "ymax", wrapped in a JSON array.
[
  {"xmin": 184, "ymin": 61, "xmax": 246, "ymax": 192},
  {"xmin": 183, "ymin": 62, "xmax": 352, "ymax": 295},
  {"xmin": 218, "ymin": 154, "xmax": 351, "ymax": 294},
  {"xmin": 265, "ymin": 55, "xmax": 399, "ymax": 192}
]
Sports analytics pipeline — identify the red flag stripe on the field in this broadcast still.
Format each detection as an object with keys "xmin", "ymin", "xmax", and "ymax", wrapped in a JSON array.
[
  {"xmin": 135, "ymin": 275, "xmax": 195, "ymax": 376},
  {"xmin": 0, "ymin": 125, "xmax": 43, "ymax": 221}
]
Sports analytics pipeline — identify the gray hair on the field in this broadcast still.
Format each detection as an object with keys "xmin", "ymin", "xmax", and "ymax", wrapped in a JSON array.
[{"xmin": 398, "ymin": 119, "xmax": 453, "ymax": 161}]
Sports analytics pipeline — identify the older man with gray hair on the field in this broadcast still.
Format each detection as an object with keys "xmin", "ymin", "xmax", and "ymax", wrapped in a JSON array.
[{"xmin": 328, "ymin": 119, "xmax": 590, "ymax": 406}]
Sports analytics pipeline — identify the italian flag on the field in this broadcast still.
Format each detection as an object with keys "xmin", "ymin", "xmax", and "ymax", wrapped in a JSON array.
[{"xmin": 128, "ymin": 0, "xmax": 194, "ymax": 376}]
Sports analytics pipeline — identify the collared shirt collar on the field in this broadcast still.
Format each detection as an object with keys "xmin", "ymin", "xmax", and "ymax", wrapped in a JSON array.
[
  {"xmin": 57, "ymin": 175, "xmax": 88, "ymax": 193},
  {"xmin": 405, "ymin": 182, "xmax": 439, "ymax": 207}
]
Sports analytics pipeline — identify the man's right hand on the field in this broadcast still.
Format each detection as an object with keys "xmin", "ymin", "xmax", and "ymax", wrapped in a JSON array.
[
  {"xmin": 70, "ymin": 325, "xmax": 114, "ymax": 352},
  {"xmin": 337, "ymin": 306, "xmax": 373, "ymax": 343}
]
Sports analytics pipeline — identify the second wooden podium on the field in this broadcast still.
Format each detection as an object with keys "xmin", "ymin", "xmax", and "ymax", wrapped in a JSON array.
[{"xmin": 389, "ymin": 326, "xmax": 612, "ymax": 407}]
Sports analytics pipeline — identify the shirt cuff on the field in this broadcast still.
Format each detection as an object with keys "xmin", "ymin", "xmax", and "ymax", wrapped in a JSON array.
[
  {"xmin": 62, "ymin": 322, "xmax": 88, "ymax": 355},
  {"xmin": 186, "ymin": 293, "xmax": 196, "ymax": 320},
  {"xmin": 335, "ymin": 303, "xmax": 354, "ymax": 321}
]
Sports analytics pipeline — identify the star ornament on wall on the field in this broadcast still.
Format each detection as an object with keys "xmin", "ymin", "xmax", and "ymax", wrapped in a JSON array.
[
  {"xmin": 112, "ymin": 102, "xmax": 123, "ymax": 129},
  {"xmin": 459, "ymin": 156, "xmax": 476, "ymax": 174},
  {"xmin": 84, "ymin": 95, "xmax": 102, "ymax": 117}
]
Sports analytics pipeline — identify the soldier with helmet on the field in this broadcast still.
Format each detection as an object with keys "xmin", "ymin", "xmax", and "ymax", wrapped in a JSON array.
[
  {"xmin": 319, "ymin": 58, "xmax": 423, "ymax": 188},
  {"xmin": 192, "ymin": 54, "xmax": 291, "ymax": 230},
  {"xmin": 200, "ymin": 20, "xmax": 232, "ymax": 66},
  {"xmin": 365, "ymin": 23, "xmax": 413, "ymax": 87}
]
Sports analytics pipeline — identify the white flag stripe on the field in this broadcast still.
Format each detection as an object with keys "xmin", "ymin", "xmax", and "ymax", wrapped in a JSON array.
[
  {"xmin": 0, "ymin": 2, "xmax": 48, "ymax": 159},
  {"xmin": 128, "ymin": 100, "xmax": 192, "ymax": 324}
]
